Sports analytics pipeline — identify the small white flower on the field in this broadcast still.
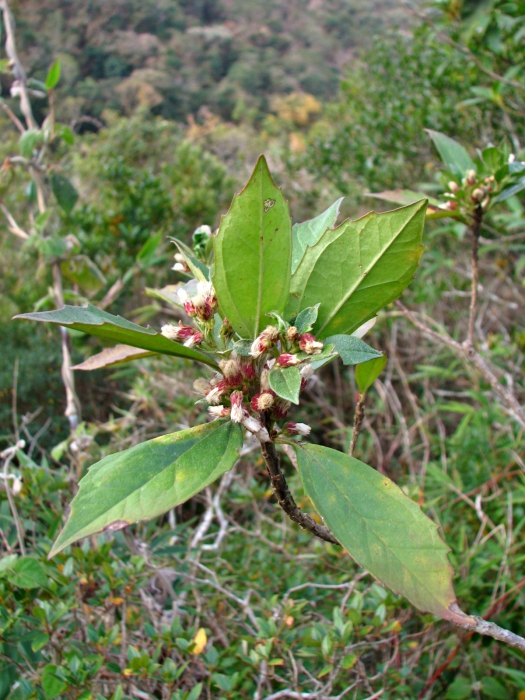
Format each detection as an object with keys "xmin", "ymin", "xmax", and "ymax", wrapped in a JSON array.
[
  {"xmin": 172, "ymin": 263, "xmax": 186, "ymax": 272},
  {"xmin": 177, "ymin": 288, "xmax": 188, "ymax": 304},
  {"xmin": 197, "ymin": 280, "xmax": 214, "ymax": 298}
]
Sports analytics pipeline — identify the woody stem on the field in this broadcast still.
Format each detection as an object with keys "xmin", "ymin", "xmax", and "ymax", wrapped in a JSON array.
[{"xmin": 259, "ymin": 415, "xmax": 340, "ymax": 546}]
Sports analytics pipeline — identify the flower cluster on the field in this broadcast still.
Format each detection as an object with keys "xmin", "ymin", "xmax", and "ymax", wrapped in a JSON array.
[
  {"xmin": 178, "ymin": 281, "xmax": 217, "ymax": 322},
  {"xmin": 163, "ymin": 267, "xmax": 322, "ymax": 442},
  {"xmin": 192, "ymin": 319, "xmax": 323, "ymax": 442}
]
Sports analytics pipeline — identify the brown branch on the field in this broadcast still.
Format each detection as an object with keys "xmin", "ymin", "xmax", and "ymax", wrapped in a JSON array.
[
  {"xmin": 395, "ymin": 302, "xmax": 525, "ymax": 430},
  {"xmin": 466, "ymin": 205, "xmax": 483, "ymax": 348},
  {"xmin": 0, "ymin": 0, "xmax": 38, "ymax": 130},
  {"xmin": 349, "ymin": 393, "xmax": 365, "ymax": 457},
  {"xmin": 418, "ymin": 577, "xmax": 525, "ymax": 698},
  {"xmin": 259, "ymin": 418, "xmax": 340, "ymax": 545}
]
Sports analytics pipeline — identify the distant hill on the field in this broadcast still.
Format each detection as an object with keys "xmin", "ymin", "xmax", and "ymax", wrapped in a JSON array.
[{"xmin": 9, "ymin": 0, "xmax": 404, "ymax": 125}]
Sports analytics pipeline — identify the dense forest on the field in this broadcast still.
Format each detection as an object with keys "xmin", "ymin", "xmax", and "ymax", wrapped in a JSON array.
[{"xmin": 1, "ymin": 0, "xmax": 524, "ymax": 698}]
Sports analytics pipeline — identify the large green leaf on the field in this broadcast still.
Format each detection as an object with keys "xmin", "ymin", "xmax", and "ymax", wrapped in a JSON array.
[
  {"xmin": 291, "ymin": 198, "xmax": 343, "ymax": 274},
  {"xmin": 50, "ymin": 420, "xmax": 242, "ymax": 556},
  {"xmin": 212, "ymin": 155, "xmax": 292, "ymax": 338},
  {"xmin": 13, "ymin": 304, "xmax": 218, "ymax": 369},
  {"xmin": 426, "ymin": 129, "xmax": 476, "ymax": 175},
  {"xmin": 367, "ymin": 190, "xmax": 453, "ymax": 220},
  {"xmin": 286, "ymin": 201, "xmax": 426, "ymax": 339},
  {"xmin": 296, "ymin": 444, "xmax": 474, "ymax": 624}
]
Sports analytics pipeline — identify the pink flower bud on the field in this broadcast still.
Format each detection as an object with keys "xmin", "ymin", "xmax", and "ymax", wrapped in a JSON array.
[
  {"xmin": 272, "ymin": 400, "xmax": 291, "ymax": 420},
  {"xmin": 250, "ymin": 390, "xmax": 276, "ymax": 412},
  {"xmin": 240, "ymin": 359, "xmax": 256, "ymax": 381},
  {"xmin": 277, "ymin": 353, "xmax": 301, "ymax": 367},
  {"xmin": 241, "ymin": 414, "xmax": 270, "ymax": 441},
  {"xmin": 466, "ymin": 169, "xmax": 477, "ymax": 185},
  {"xmin": 284, "ymin": 422, "xmax": 311, "ymax": 436},
  {"xmin": 448, "ymin": 181, "xmax": 460, "ymax": 193},
  {"xmin": 299, "ymin": 333, "xmax": 323, "ymax": 355},
  {"xmin": 206, "ymin": 380, "xmax": 227, "ymax": 405},
  {"xmin": 471, "ymin": 188, "xmax": 484, "ymax": 202},
  {"xmin": 250, "ymin": 326, "xmax": 280, "ymax": 357},
  {"xmin": 230, "ymin": 390, "xmax": 244, "ymax": 423},
  {"xmin": 184, "ymin": 331, "xmax": 204, "ymax": 347},
  {"xmin": 286, "ymin": 326, "xmax": 299, "ymax": 342},
  {"xmin": 208, "ymin": 405, "xmax": 231, "ymax": 418},
  {"xmin": 161, "ymin": 322, "xmax": 196, "ymax": 342}
]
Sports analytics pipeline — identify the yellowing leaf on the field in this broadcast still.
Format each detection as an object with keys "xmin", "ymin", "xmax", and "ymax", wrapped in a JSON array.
[{"xmin": 192, "ymin": 627, "xmax": 207, "ymax": 655}]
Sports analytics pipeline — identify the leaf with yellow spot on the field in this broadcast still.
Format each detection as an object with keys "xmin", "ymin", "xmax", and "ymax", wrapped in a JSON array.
[
  {"xmin": 49, "ymin": 420, "xmax": 242, "ymax": 557},
  {"xmin": 192, "ymin": 628, "xmax": 207, "ymax": 655}
]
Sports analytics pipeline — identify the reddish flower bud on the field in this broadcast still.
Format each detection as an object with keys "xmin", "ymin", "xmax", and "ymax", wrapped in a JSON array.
[
  {"xmin": 230, "ymin": 390, "xmax": 244, "ymax": 423},
  {"xmin": 299, "ymin": 333, "xmax": 323, "ymax": 355},
  {"xmin": 184, "ymin": 331, "xmax": 204, "ymax": 347},
  {"xmin": 272, "ymin": 401, "xmax": 291, "ymax": 420},
  {"xmin": 161, "ymin": 322, "xmax": 196, "ymax": 342},
  {"xmin": 250, "ymin": 390, "xmax": 276, "ymax": 412},
  {"xmin": 286, "ymin": 326, "xmax": 299, "ymax": 342},
  {"xmin": 277, "ymin": 353, "xmax": 301, "ymax": 367},
  {"xmin": 284, "ymin": 422, "xmax": 311, "ymax": 436},
  {"xmin": 208, "ymin": 405, "xmax": 231, "ymax": 418},
  {"xmin": 240, "ymin": 359, "xmax": 256, "ymax": 381}
]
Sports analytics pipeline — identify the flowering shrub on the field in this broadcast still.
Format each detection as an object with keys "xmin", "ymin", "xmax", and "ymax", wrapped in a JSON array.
[{"xmin": 16, "ymin": 155, "xmax": 480, "ymax": 629}]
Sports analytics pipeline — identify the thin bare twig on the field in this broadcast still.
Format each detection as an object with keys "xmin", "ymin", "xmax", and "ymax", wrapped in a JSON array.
[
  {"xmin": 259, "ymin": 416, "xmax": 339, "ymax": 545},
  {"xmin": 466, "ymin": 205, "xmax": 483, "ymax": 348},
  {"xmin": 395, "ymin": 302, "xmax": 525, "ymax": 430},
  {"xmin": 349, "ymin": 393, "xmax": 365, "ymax": 457}
]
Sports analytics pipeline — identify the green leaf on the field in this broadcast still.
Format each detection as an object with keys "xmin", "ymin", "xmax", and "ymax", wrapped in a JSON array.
[
  {"xmin": 50, "ymin": 420, "xmax": 242, "ymax": 556},
  {"xmin": 355, "ymin": 353, "xmax": 387, "ymax": 392},
  {"xmin": 286, "ymin": 200, "xmax": 426, "ymax": 339},
  {"xmin": 31, "ymin": 632, "xmax": 50, "ymax": 652},
  {"xmin": 231, "ymin": 339, "xmax": 253, "ymax": 357},
  {"xmin": 495, "ymin": 176, "xmax": 525, "ymax": 202},
  {"xmin": 296, "ymin": 444, "xmax": 473, "ymax": 624},
  {"xmin": 293, "ymin": 304, "xmax": 320, "ymax": 334},
  {"xmin": 55, "ymin": 124, "xmax": 74, "ymax": 145},
  {"xmin": 367, "ymin": 190, "xmax": 453, "ymax": 220},
  {"xmin": 137, "ymin": 231, "xmax": 163, "ymax": 268},
  {"xmin": 291, "ymin": 198, "xmax": 343, "ymax": 274},
  {"xmin": 426, "ymin": 129, "xmax": 476, "ymax": 175},
  {"xmin": 42, "ymin": 666, "xmax": 67, "ymax": 700},
  {"xmin": 19, "ymin": 129, "xmax": 41, "ymax": 159},
  {"xmin": 45, "ymin": 60, "xmax": 61, "ymax": 90},
  {"xmin": 60, "ymin": 256, "xmax": 106, "ymax": 296},
  {"xmin": 145, "ymin": 285, "xmax": 183, "ymax": 307},
  {"xmin": 13, "ymin": 304, "xmax": 218, "ymax": 369},
  {"xmin": 268, "ymin": 366, "xmax": 301, "ymax": 404},
  {"xmin": 51, "ymin": 173, "xmax": 78, "ymax": 214},
  {"xmin": 72, "ymin": 345, "xmax": 156, "ymax": 371},
  {"xmin": 212, "ymin": 155, "xmax": 292, "ymax": 338},
  {"xmin": 8, "ymin": 557, "xmax": 48, "ymax": 589},
  {"xmin": 172, "ymin": 238, "xmax": 210, "ymax": 282},
  {"xmin": 296, "ymin": 445, "xmax": 468, "ymax": 621},
  {"xmin": 325, "ymin": 335, "xmax": 383, "ymax": 366}
]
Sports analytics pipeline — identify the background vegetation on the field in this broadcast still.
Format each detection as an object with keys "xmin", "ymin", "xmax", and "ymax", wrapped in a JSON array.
[{"xmin": 1, "ymin": 0, "xmax": 524, "ymax": 698}]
